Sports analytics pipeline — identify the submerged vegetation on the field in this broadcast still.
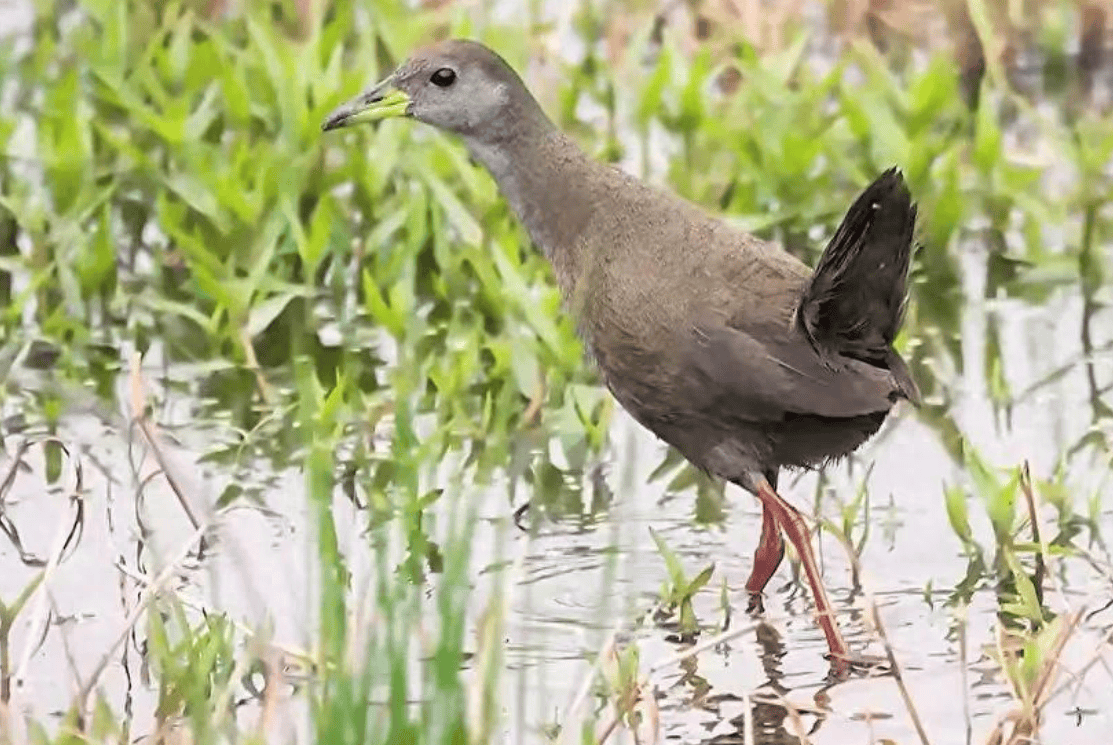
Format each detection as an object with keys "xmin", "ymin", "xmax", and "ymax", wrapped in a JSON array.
[{"xmin": 0, "ymin": 0, "xmax": 1111, "ymax": 743}]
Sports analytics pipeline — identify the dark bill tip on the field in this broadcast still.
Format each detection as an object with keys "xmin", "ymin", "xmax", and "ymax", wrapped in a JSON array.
[
  {"xmin": 321, "ymin": 82, "xmax": 410, "ymax": 133},
  {"xmin": 321, "ymin": 112, "xmax": 350, "ymax": 132}
]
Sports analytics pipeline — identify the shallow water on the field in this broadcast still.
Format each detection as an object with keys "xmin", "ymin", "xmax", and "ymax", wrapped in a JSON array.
[
  {"xmin": 2, "ymin": 269, "xmax": 1111, "ymax": 743},
  {"xmin": 3, "ymin": 1, "xmax": 1113, "ymax": 742}
]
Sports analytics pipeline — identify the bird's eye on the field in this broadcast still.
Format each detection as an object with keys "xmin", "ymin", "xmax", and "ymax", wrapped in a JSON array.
[{"xmin": 430, "ymin": 67, "xmax": 456, "ymax": 87}]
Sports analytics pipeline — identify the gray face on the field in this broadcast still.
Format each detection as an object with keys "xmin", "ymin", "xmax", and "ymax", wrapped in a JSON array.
[
  {"xmin": 391, "ymin": 52, "xmax": 512, "ymax": 137},
  {"xmin": 322, "ymin": 40, "xmax": 531, "ymax": 144}
]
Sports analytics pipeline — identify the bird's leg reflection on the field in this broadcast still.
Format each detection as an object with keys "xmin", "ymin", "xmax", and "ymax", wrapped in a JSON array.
[{"xmin": 720, "ymin": 621, "xmax": 829, "ymax": 744}]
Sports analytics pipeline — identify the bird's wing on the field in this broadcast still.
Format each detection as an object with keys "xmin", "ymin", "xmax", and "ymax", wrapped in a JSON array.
[{"xmin": 682, "ymin": 321, "xmax": 903, "ymax": 423}]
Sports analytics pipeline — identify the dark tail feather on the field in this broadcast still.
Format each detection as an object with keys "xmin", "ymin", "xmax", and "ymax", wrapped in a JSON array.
[{"xmin": 797, "ymin": 167, "xmax": 920, "ymax": 404}]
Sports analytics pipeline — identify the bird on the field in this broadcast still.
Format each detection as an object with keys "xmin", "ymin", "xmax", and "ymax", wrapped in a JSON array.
[{"xmin": 322, "ymin": 39, "xmax": 919, "ymax": 665}]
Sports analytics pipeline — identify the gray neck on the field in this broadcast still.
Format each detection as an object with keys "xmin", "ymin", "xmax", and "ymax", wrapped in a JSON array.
[{"xmin": 461, "ymin": 125, "xmax": 598, "ymax": 295}]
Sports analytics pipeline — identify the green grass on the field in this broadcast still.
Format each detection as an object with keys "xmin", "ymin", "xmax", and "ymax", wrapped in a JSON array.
[{"xmin": 0, "ymin": 0, "xmax": 1111, "ymax": 743}]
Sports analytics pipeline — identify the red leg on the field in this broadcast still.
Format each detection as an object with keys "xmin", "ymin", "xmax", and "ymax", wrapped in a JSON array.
[
  {"xmin": 745, "ymin": 502, "xmax": 784, "ymax": 612},
  {"xmin": 753, "ymin": 475, "xmax": 850, "ymax": 665}
]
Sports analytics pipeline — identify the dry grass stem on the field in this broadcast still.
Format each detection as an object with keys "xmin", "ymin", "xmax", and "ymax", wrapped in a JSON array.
[
  {"xmin": 559, "ymin": 624, "xmax": 621, "ymax": 745},
  {"xmin": 958, "ymin": 606, "xmax": 973, "ymax": 745},
  {"xmin": 1018, "ymin": 462, "xmax": 1047, "ymax": 607},
  {"xmin": 0, "ymin": 440, "xmax": 32, "ymax": 506},
  {"xmin": 76, "ymin": 517, "xmax": 212, "ymax": 722},
  {"xmin": 238, "ymin": 327, "xmax": 275, "ymax": 405},
  {"xmin": 984, "ymin": 611, "xmax": 1082, "ymax": 745},
  {"xmin": 742, "ymin": 689, "xmax": 755, "ymax": 745},
  {"xmin": 825, "ymin": 519, "xmax": 932, "ymax": 745},
  {"xmin": 11, "ymin": 481, "xmax": 83, "ymax": 687},
  {"xmin": 128, "ymin": 352, "xmax": 205, "ymax": 531},
  {"xmin": 113, "ymin": 560, "xmax": 312, "ymax": 665},
  {"xmin": 593, "ymin": 676, "xmax": 659, "ymax": 745},
  {"xmin": 866, "ymin": 597, "xmax": 932, "ymax": 745},
  {"xmin": 645, "ymin": 620, "xmax": 757, "ymax": 676},
  {"xmin": 1045, "ymin": 624, "xmax": 1113, "ymax": 706}
]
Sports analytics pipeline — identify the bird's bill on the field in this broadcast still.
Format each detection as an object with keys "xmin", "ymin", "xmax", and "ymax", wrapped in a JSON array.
[{"xmin": 321, "ymin": 78, "xmax": 410, "ymax": 131}]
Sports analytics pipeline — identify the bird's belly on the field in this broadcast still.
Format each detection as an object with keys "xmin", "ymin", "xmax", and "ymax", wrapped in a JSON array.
[
  {"xmin": 587, "ymin": 328, "xmax": 739, "ymax": 462},
  {"xmin": 768, "ymin": 411, "xmax": 889, "ymax": 470},
  {"xmin": 585, "ymin": 319, "xmax": 895, "ymax": 480}
]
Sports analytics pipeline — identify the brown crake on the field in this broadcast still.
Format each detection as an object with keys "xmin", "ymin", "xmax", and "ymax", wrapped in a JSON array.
[{"xmin": 324, "ymin": 39, "xmax": 920, "ymax": 666}]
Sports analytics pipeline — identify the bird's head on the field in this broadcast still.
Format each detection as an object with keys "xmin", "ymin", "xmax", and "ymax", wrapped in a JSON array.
[{"xmin": 322, "ymin": 39, "xmax": 540, "ymax": 144}]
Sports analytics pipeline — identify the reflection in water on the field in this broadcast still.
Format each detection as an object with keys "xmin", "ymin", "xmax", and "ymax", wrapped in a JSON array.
[
  {"xmin": 728, "ymin": 621, "xmax": 823, "ymax": 745},
  {"xmin": 5, "ymin": 322, "xmax": 1108, "ymax": 743},
  {"xmin": 1, "ymin": 4, "xmax": 1113, "ymax": 744}
]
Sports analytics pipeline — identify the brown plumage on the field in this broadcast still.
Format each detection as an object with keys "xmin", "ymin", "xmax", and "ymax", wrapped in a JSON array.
[{"xmin": 324, "ymin": 39, "xmax": 920, "ymax": 666}]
